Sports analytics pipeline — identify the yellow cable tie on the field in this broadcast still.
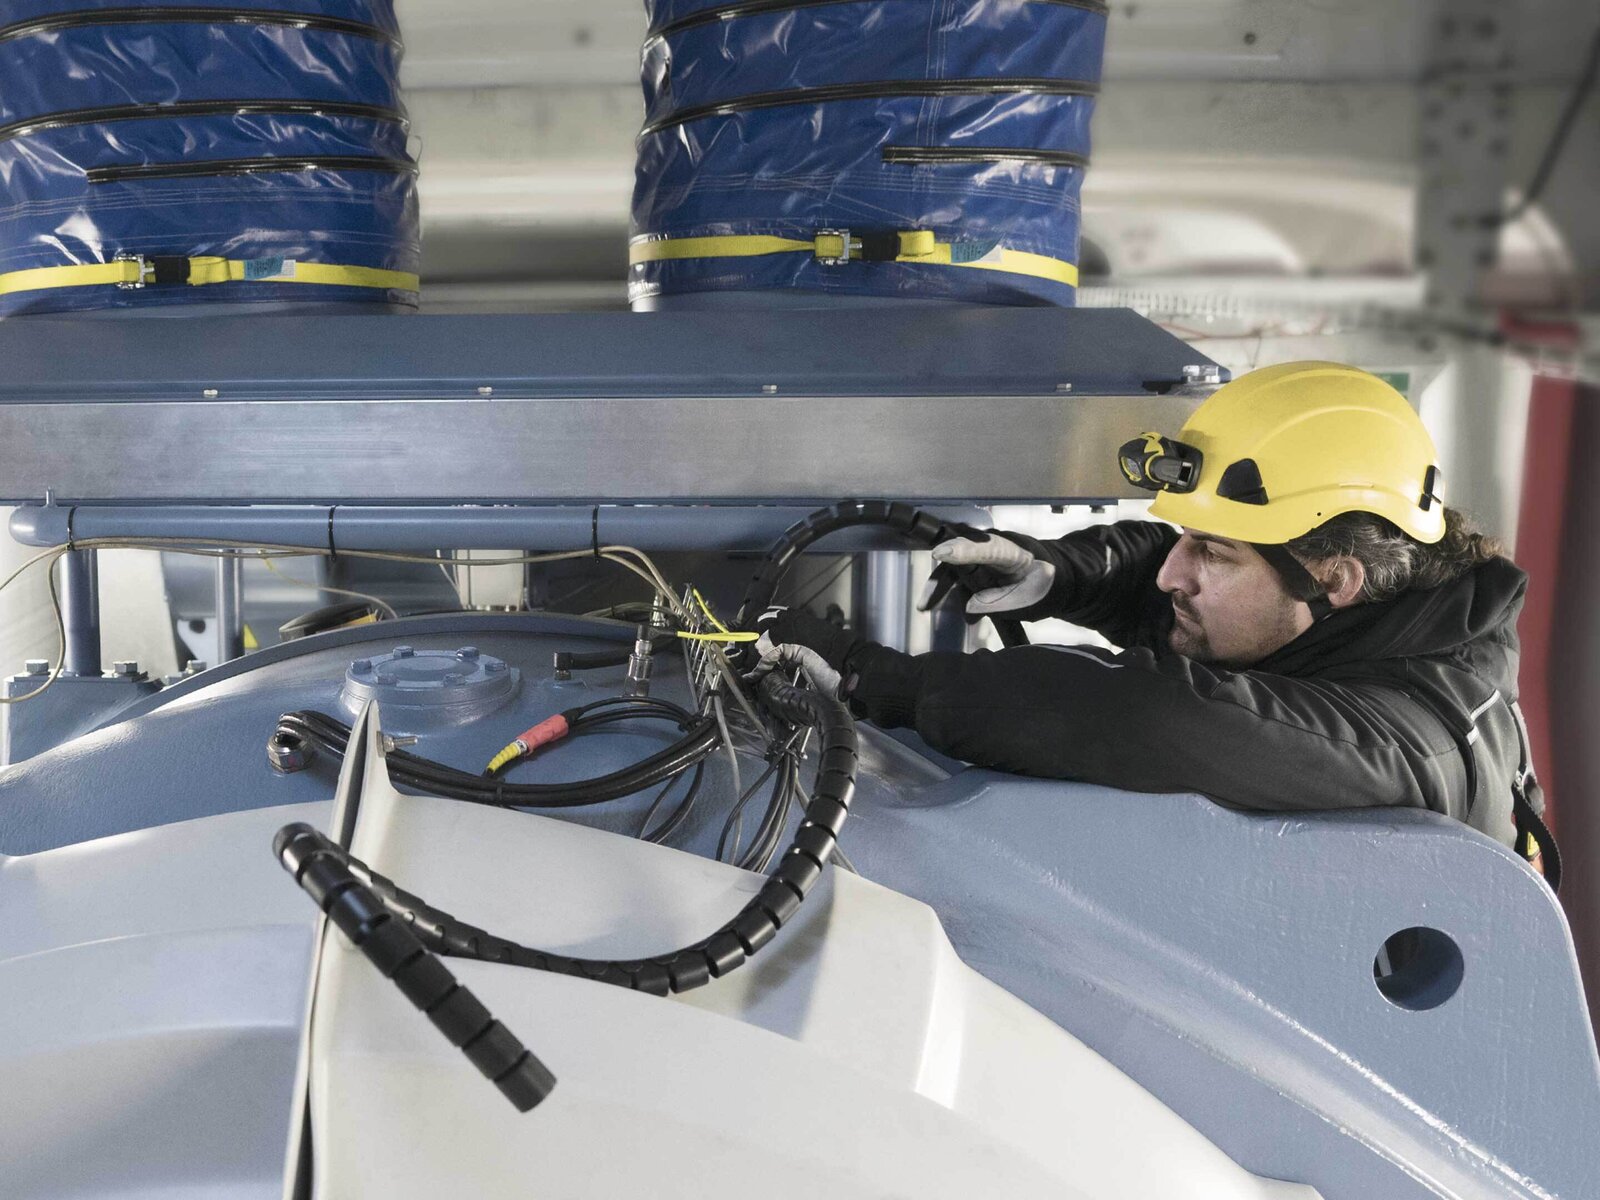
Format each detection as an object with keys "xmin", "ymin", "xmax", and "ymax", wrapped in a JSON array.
[{"xmin": 691, "ymin": 587, "xmax": 732, "ymax": 635}]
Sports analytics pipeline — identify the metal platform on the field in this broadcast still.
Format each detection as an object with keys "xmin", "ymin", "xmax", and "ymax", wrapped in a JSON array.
[{"xmin": 0, "ymin": 307, "xmax": 1218, "ymax": 504}]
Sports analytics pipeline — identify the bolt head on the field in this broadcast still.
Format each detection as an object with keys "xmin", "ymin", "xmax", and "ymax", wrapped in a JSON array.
[
  {"xmin": 477, "ymin": 386, "xmax": 494, "ymax": 397},
  {"xmin": 24, "ymin": 659, "xmax": 49, "ymax": 676},
  {"xmin": 457, "ymin": 646, "xmax": 480, "ymax": 661},
  {"xmin": 202, "ymin": 388, "xmax": 220, "ymax": 399},
  {"xmin": 392, "ymin": 646, "xmax": 415, "ymax": 659},
  {"xmin": 485, "ymin": 660, "xmax": 508, "ymax": 675},
  {"xmin": 1055, "ymin": 382, "xmax": 1073, "ymax": 393},
  {"xmin": 112, "ymin": 660, "xmax": 139, "ymax": 677},
  {"xmin": 351, "ymin": 658, "xmax": 373, "ymax": 674},
  {"xmin": 184, "ymin": 659, "xmax": 206, "ymax": 674}
]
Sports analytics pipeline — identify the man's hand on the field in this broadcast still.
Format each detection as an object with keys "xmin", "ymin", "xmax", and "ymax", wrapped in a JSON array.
[
  {"xmin": 919, "ymin": 530, "xmax": 1058, "ymax": 617},
  {"xmin": 747, "ymin": 607, "xmax": 861, "ymax": 698}
]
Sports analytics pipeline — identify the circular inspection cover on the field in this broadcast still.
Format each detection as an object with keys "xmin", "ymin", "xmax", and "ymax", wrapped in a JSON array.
[{"xmin": 340, "ymin": 645, "xmax": 520, "ymax": 728}]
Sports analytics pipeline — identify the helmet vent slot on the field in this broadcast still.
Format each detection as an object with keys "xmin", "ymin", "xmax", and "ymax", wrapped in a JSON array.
[{"xmin": 1217, "ymin": 459, "xmax": 1269, "ymax": 505}]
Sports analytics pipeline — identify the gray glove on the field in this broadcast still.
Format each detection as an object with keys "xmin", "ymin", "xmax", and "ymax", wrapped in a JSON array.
[
  {"xmin": 920, "ymin": 534, "xmax": 1058, "ymax": 616},
  {"xmin": 746, "ymin": 607, "xmax": 850, "ymax": 698}
]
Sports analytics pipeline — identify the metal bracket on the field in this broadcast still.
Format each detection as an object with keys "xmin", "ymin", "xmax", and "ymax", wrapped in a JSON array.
[{"xmin": 814, "ymin": 229, "xmax": 862, "ymax": 266}]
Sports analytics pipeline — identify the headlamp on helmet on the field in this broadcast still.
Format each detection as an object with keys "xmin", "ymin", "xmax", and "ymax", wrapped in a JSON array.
[{"xmin": 1118, "ymin": 432, "xmax": 1203, "ymax": 494}]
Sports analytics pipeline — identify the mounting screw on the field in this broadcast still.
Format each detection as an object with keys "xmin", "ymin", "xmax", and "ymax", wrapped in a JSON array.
[
  {"xmin": 761, "ymin": 384, "xmax": 779, "ymax": 395},
  {"xmin": 477, "ymin": 386, "xmax": 494, "ymax": 397},
  {"xmin": 184, "ymin": 659, "xmax": 207, "ymax": 675},
  {"xmin": 112, "ymin": 660, "xmax": 140, "ymax": 677},
  {"xmin": 202, "ymin": 388, "xmax": 219, "ymax": 399},
  {"xmin": 381, "ymin": 734, "xmax": 420, "ymax": 753},
  {"xmin": 1055, "ymin": 382, "xmax": 1073, "ymax": 393},
  {"xmin": 457, "ymin": 646, "xmax": 480, "ymax": 661},
  {"xmin": 24, "ymin": 659, "xmax": 49, "ymax": 676},
  {"xmin": 392, "ymin": 646, "xmax": 415, "ymax": 659},
  {"xmin": 351, "ymin": 658, "xmax": 373, "ymax": 674},
  {"xmin": 485, "ymin": 660, "xmax": 509, "ymax": 675}
]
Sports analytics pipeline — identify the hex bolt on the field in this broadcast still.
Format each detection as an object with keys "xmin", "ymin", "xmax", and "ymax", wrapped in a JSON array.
[
  {"xmin": 457, "ymin": 647, "xmax": 481, "ymax": 661},
  {"xmin": 478, "ymin": 386, "xmax": 494, "ymax": 397},
  {"xmin": 393, "ymin": 646, "xmax": 415, "ymax": 659},
  {"xmin": 24, "ymin": 659, "xmax": 49, "ymax": 676},
  {"xmin": 112, "ymin": 661, "xmax": 140, "ymax": 677},
  {"xmin": 351, "ymin": 658, "xmax": 374, "ymax": 674},
  {"xmin": 267, "ymin": 730, "xmax": 313, "ymax": 774},
  {"xmin": 1055, "ymin": 382, "xmax": 1073, "ymax": 394},
  {"xmin": 485, "ymin": 660, "xmax": 509, "ymax": 675},
  {"xmin": 202, "ymin": 388, "xmax": 220, "ymax": 399},
  {"xmin": 761, "ymin": 384, "xmax": 779, "ymax": 395}
]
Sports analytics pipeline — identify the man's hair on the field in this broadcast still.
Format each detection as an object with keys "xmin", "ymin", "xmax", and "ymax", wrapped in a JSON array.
[{"xmin": 1286, "ymin": 506, "xmax": 1503, "ymax": 604}]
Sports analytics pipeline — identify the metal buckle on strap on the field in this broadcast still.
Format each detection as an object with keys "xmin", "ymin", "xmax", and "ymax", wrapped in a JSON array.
[
  {"xmin": 814, "ymin": 229, "xmax": 861, "ymax": 266},
  {"xmin": 113, "ymin": 252, "xmax": 152, "ymax": 290}
]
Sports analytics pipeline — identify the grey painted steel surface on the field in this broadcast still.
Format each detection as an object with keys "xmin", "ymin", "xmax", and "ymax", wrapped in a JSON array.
[
  {"xmin": 0, "ymin": 616, "xmax": 1590, "ymax": 1198},
  {"xmin": 0, "ymin": 308, "xmax": 1214, "ymax": 503},
  {"xmin": 1, "ymin": 668, "xmax": 158, "ymax": 766},
  {"xmin": 9, "ymin": 503, "xmax": 990, "ymax": 552}
]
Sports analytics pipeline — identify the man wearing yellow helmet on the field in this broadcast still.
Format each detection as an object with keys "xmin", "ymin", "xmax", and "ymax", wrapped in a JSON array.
[{"xmin": 754, "ymin": 362, "xmax": 1548, "ymax": 864}]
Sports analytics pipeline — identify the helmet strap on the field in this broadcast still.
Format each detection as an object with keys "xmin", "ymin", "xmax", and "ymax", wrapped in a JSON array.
[{"xmin": 1254, "ymin": 542, "xmax": 1334, "ymax": 622}]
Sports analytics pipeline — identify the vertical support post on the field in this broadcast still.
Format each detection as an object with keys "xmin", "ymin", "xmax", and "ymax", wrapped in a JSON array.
[
  {"xmin": 60, "ymin": 548, "xmax": 101, "ymax": 677},
  {"xmin": 216, "ymin": 551, "xmax": 244, "ymax": 663},
  {"xmin": 860, "ymin": 550, "xmax": 912, "ymax": 652}
]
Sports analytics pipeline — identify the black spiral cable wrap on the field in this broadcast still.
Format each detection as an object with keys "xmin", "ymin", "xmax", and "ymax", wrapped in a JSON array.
[
  {"xmin": 733, "ymin": 498, "xmax": 1029, "ymax": 647},
  {"xmin": 275, "ymin": 675, "xmax": 857, "ymax": 998}
]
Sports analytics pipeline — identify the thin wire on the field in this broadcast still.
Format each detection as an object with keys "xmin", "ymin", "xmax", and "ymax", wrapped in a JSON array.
[
  {"xmin": 710, "ymin": 693, "xmax": 743, "ymax": 853},
  {"xmin": 0, "ymin": 550, "xmax": 66, "ymax": 705},
  {"xmin": 261, "ymin": 556, "xmax": 400, "ymax": 621},
  {"xmin": 1496, "ymin": 18, "xmax": 1600, "ymax": 226}
]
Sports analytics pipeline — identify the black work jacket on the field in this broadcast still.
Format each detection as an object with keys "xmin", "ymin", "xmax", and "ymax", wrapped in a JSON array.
[{"xmin": 847, "ymin": 521, "xmax": 1529, "ymax": 846}]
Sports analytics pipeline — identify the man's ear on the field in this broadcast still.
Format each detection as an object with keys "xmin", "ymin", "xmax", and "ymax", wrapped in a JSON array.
[{"xmin": 1321, "ymin": 556, "xmax": 1367, "ymax": 609}]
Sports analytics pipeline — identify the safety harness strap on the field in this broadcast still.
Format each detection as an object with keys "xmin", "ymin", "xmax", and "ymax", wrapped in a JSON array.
[
  {"xmin": 1508, "ymin": 698, "xmax": 1561, "ymax": 891},
  {"xmin": 0, "ymin": 254, "xmax": 419, "ymax": 298},
  {"xmin": 629, "ymin": 229, "xmax": 1079, "ymax": 288}
]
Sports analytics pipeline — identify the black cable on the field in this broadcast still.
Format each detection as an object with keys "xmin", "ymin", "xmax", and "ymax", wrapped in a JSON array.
[
  {"xmin": 274, "ymin": 675, "xmax": 859, "ymax": 997},
  {"xmin": 734, "ymin": 499, "xmax": 1029, "ymax": 650},
  {"xmin": 640, "ymin": 761, "xmax": 705, "ymax": 844},
  {"xmin": 1493, "ymin": 18, "xmax": 1600, "ymax": 227},
  {"xmin": 276, "ymin": 705, "xmax": 719, "ymax": 809}
]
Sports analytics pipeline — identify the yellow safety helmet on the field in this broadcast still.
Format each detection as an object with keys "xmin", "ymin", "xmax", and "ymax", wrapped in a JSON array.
[{"xmin": 1117, "ymin": 362, "xmax": 1445, "ymax": 546}]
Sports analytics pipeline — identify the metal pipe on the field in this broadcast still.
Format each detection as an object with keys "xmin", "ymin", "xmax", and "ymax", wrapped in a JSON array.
[
  {"xmin": 10, "ymin": 504, "xmax": 991, "ymax": 554},
  {"xmin": 861, "ymin": 551, "xmax": 913, "ymax": 652},
  {"xmin": 59, "ymin": 549, "xmax": 101, "ymax": 677},
  {"xmin": 216, "ymin": 553, "xmax": 245, "ymax": 663}
]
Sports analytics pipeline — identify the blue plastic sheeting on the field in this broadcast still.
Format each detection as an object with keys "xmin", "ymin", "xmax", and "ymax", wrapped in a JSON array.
[
  {"xmin": 0, "ymin": 1, "xmax": 419, "ymax": 315},
  {"xmin": 632, "ymin": 0, "xmax": 1107, "ymax": 308}
]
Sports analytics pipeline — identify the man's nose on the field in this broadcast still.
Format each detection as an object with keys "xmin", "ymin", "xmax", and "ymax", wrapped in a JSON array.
[{"xmin": 1155, "ymin": 541, "xmax": 1195, "ymax": 596}]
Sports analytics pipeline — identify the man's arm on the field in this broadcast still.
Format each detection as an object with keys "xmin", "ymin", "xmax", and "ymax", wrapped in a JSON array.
[
  {"xmin": 846, "ymin": 641, "xmax": 1468, "ymax": 820},
  {"xmin": 938, "ymin": 520, "xmax": 1177, "ymax": 651},
  {"xmin": 1030, "ymin": 520, "xmax": 1178, "ymax": 651}
]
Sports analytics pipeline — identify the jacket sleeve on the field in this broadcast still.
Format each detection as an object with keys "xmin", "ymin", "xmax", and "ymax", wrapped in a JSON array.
[
  {"xmin": 844, "ymin": 641, "xmax": 1468, "ymax": 819},
  {"xmin": 1015, "ymin": 520, "xmax": 1179, "ymax": 652}
]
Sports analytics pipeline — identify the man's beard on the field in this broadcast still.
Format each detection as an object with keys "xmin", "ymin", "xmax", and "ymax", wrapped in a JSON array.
[{"xmin": 1169, "ymin": 602, "xmax": 1214, "ymax": 662}]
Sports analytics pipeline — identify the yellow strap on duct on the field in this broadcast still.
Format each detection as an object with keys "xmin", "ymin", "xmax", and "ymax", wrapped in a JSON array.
[
  {"xmin": 0, "ymin": 254, "xmax": 418, "ymax": 298},
  {"xmin": 628, "ymin": 229, "xmax": 1077, "ymax": 288}
]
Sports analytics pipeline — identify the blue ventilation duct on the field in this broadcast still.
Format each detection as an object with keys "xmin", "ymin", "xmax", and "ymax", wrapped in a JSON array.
[
  {"xmin": 0, "ymin": 1, "xmax": 419, "ymax": 316},
  {"xmin": 630, "ymin": 0, "xmax": 1107, "ymax": 309}
]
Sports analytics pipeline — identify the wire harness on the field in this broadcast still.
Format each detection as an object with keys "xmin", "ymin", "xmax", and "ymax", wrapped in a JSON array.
[{"xmin": 274, "ymin": 675, "xmax": 857, "ymax": 998}]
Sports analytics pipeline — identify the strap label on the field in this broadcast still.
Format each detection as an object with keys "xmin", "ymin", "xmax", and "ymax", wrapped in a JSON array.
[{"xmin": 244, "ymin": 257, "xmax": 296, "ymax": 281}]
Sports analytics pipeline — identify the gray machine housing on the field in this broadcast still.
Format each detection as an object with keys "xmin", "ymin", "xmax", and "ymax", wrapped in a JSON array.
[{"xmin": 0, "ymin": 306, "xmax": 1593, "ymax": 1199}]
